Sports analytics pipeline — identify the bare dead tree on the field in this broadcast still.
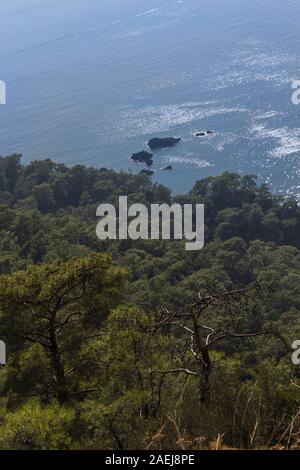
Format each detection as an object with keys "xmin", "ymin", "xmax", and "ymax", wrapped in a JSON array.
[{"xmin": 151, "ymin": 284, "xmax": 289, "ymax": 406}]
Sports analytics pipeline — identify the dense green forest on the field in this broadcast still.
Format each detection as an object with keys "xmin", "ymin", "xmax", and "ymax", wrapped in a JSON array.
[{"xmin": 0, "ymin": 154, "xmax": 300, "ymax": 450}]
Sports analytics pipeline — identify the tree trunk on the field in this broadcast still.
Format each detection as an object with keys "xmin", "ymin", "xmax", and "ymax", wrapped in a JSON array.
[
  {"xmin": 199, "ymin": 347, "xmax": 211, "ymax": 405},
  {"xmin": 49, "ymin": 322, "xmax": 68, "ymax": 404}
]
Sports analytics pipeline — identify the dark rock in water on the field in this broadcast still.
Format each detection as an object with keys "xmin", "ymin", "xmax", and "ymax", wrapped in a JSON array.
[
  {"xmin": 140, "ymin": 169, "xmax": 154, "ymax": 176},
  {"xmin": 131, "ymin": 151, "xmax": 153, "ymax": 166},
  {"xmin": 195, "ymin": 130, "xmax": 213, "ymax": 137},
  {"xmin": 162, "ymin": 165, "xmax": 173, "ymax": 171},
  {"xmin": 148, "ymin": 137, "xmax": 181, "ymax": 150}
]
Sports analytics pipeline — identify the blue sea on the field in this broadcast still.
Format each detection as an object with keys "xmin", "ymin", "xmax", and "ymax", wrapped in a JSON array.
[{"xmin": 1, "ymin": 0, "xmax": 300, "ymax": 195}]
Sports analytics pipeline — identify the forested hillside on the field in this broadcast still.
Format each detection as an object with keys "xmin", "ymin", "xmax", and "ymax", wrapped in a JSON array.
[{"xmin": 0, "ymin": 154, "xmax": 300, "ymax": 450}]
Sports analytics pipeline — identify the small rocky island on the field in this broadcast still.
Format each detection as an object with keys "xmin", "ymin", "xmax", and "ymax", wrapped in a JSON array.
[
  {"xmin": 131, "ymin": 151, "xmax": 153, "ymax": 166},
  {"xmin": 148, "ymin": 137, "xmax": 181, "ymax": 150},
  {"xmin": 195, "ymin": 130, "xmax": 213, "ymax": 137},
  {"xmin": 140, "ymin": 169, "xmax": 154, "ymax": 176}
]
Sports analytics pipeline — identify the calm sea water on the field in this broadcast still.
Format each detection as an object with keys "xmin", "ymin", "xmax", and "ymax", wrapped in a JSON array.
[{"xmin": 1, "ymin": 0, "xmax": 300, "ymax": 195}]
